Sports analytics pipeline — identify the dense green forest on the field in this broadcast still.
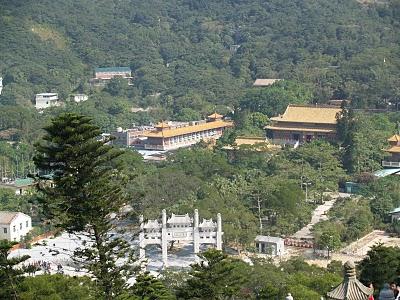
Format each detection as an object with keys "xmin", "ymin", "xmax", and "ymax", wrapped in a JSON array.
[
  {"xmin": 1, "ymin": 1, "xmax": 400, "ymax": 299},
  {"xmin": 1, "ymin": 0, "xmax": 400, "ymax": 244},
  {"xmin": 1, "ymin": 0, "xmax": 400, "ymax": 128}
]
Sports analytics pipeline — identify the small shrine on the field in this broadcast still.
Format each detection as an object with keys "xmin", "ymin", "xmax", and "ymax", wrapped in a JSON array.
[
  {"xmin": 326, "ymin": 261, "xmax": 373, "ymax": 300},
  {"xmin": 139, "ymin": 209, "xmax": 223, "ymax": 267},
  {"xmin": 254, "ymin": 235, "xmax": 284, "ymax": 256}
]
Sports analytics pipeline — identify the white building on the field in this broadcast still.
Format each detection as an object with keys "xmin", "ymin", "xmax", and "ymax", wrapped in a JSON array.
[
  {"xmin": 0, "ymin": 77, "xmax": 3, "ymax": 95},
  {"xmin": 0, "ymin": 211, "xmax": 32, "ymax": 242},
  {"xmin": 389, "ymin": 207, "xmax": 400, "ymax": 222},
  {"xmin": 71, "ymin": 94, "xmax": 88, "ymax": 103},
  {"xmin": 255, "ymin": 235, "xmax": 285, "ymax": 256},
  {"xmin": 253, "ymin": 78, "xmax": 282, "ymax": 87},
  {"xmin": 35, "ymin": 93, "xmax": 59, "ymax": 110}
]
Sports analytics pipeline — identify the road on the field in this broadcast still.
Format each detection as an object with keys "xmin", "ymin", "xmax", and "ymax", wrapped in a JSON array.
[{"xmin": 292, "ymin": 192, "xmax": 351, "ymax": 239}]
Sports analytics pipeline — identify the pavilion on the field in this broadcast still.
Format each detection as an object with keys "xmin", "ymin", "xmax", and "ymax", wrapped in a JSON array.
[
  {"xmin": 326, "ymin": 261, "xmax": 373, "ymax": 300},
  {"xmin": 382, "ymin": 134, "xmax": 400, "ymax": 169}
]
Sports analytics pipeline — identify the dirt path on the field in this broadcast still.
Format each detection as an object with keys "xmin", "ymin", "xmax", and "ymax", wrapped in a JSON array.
[{"xmin": 292, "ymin": 193, "xmax": 351, "ymax": 239}]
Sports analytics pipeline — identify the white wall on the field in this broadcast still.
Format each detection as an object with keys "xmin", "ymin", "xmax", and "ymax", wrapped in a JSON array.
[
  {"xmin": 0, "ymin": 214, "xmax": 32, "ymax": 242},
  {"xmin": 73, "ymin": 94, "xmax": 88, "ymax": 102},
  {"xmin": 35, "ymin": 94, "xmax": 59, "ymax": 109}
]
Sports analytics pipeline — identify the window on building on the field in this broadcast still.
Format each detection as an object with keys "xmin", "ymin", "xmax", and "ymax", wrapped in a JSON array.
[
  {"xmin": 13, "ymin": 225, "xmax": 16, "ymax": 232},
  {"xmin": 20, "ymin": 223, "xmax": 22, "ymax": 230},
  {"xmin": 3, "ymin": 228, "xmax": 7, "ymax": 234},
  {"xmin": 26, "ymin": 221, "xmax": 29, "ymax": 228}
]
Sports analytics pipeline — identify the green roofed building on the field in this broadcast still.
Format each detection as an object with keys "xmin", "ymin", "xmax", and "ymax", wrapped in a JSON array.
[{"xmin": 0, "ymin": 178, "xmax": 35, "ymax": 195}]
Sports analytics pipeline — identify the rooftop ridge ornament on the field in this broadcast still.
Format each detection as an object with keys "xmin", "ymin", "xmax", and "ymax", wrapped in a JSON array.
[
  {"xmin": 139, "ymin": 209, "xmax": 223, "ymax": 268},
  {"xmin": 344, "ymin": 260, "xmax": 356, "ymax": 279}
]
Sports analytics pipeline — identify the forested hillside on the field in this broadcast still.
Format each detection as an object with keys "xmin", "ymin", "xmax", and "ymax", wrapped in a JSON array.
[{"xmin": 1, "ymin": 0, "xmax": 399, "ymax": 115}]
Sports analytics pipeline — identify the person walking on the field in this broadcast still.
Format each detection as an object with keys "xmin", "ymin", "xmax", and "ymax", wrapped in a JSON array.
[
  {"xmin": 379, "ymin": 283, "xmax": 395, "ymax": 300},
  {"xmin": 368, "ymin": 283, "xmax": 375, "ymax": 300},
  {"xmin": 391, "ymin": 283, "xmax": 399, "ymax": 299}
]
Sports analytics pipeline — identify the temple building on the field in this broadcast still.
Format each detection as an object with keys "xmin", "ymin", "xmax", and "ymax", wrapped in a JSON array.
[
  {"xmin": 266, "ymin": 104, "xmax": 342, "ymax": 145},
  {"xmin": 382, "ymin": 134, "xmax": 400, "ymax": 168},
  {"xmin": 326, "ymin": 261, "xmax": 373, "ymax": 300},
  {"xmin": 374, "ymin": 134, "xmax": 400, "ymax": 177},
  {"xmin": 143, "ymin": 113, "xmax": 233, "ymax": 151}
]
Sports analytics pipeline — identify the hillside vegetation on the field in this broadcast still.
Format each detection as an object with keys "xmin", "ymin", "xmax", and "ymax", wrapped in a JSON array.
[{"xmin": 0, "ymin": 0, "xmax": 399, "ymax": 116}]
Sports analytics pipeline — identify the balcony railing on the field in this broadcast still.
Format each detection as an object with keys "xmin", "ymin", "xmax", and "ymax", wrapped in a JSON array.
[
  {"xmin": 268, "ymin": 139, "xmax": 301, "ymax": 146},
  {"xmin": 382, "ymin": 161, "xmax": 400, "ymax": 168}
]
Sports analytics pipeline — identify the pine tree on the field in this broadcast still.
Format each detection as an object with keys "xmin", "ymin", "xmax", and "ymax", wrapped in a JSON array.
[
  {"xmin": 128, "ymin": 272, "xmax": 175, "ymax": 300},
  {"xmin": 177, "ymin": 249, "xmax": 247, "ymax": 300},
  {"xmin": 33, "ymin": 113, "xmax": 135, "ymax": 299},
  {"xmin": 0, "ymin": 240, "xmax": 32, "ymax": 300}
]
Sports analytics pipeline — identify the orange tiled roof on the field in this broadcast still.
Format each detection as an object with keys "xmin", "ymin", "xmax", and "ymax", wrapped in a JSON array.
[
  {"xmin": 144, "ymin": 120, "xmax": 233, "ymax": 138},
  {"xmin": 270, "ymin": 104, "xmax": 342, "ymax": 124},
  {"xmin": 388, "ymin": 134, "xmax": 400, "ymax": 142}
]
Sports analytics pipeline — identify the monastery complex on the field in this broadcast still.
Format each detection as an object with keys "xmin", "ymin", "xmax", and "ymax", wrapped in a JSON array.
[
  {"xmin": 143, "ymin": 113, "xmax": 233, "ymax": 151},
  {"xmin": 266, "ymin": 104, "xmax": 342, "ymax": 145}
]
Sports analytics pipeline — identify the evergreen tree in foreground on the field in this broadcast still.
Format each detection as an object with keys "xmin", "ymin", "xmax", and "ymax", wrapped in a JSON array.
[
  {"xmin": 0, "ymin": 240, "xmax": 32, "ymax": 300},
  {"xmin": 34, "ymin": 113, "xmax": 135, "ymax": 299},
  {"xmin": 177, "ymin": 249, "xmax": 247, "ymax": 300},
  {"xmin": 126, "ymin": 272, "xmax": 175, "ymax": 300}
]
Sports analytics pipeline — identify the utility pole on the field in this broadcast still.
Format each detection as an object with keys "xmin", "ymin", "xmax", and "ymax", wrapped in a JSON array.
[{"xmin": 257, "ymin": 193, "xmax": 263, "ymax": 233}]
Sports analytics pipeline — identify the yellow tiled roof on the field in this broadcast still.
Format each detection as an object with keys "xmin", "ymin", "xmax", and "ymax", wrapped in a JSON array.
[
  {"xmin": 388, "ymin": 134, "xmax": 400, "ymax": 142},
  {"xmin": 208, "ymin": 113, "xmax": 223, "ymax": 119},
  {"xmin": 155, "ymin": 122, "xmax": 171, "ymax": 129},
  {"xmin": 234, "ymin": 137, "xmax": 268, "ymax": 146},
  {"xmin": 144, "ymin": 120, "xmax": 233, "ymax": 138},
  {"xmin": 265, "ymin": 125, "xmax": 335, "ymax": 133},
  {"xmin": 270, "ymin": 105, "xmax": 342, "ymax": 124},
  {"xmin": 385, "ymin": 146, "xmax": 400, "ymax": 153}
]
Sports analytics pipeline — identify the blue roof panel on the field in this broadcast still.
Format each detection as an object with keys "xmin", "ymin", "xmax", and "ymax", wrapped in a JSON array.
[
  {"xmin": 374, "ymin": 168, "xmax": 400, "ymax": 177},
  {"xmin": 389, "ymin": 207, "xmax": 400, "ymax": 214}
]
